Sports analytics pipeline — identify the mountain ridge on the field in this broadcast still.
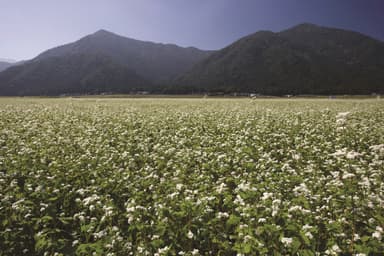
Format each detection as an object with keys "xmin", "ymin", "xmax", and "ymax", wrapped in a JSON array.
[
  {"xmin": 34, "ymin": 29, "xmax": 213, "ymax": 82},
  {"xmin": 1, "ymin": 24, "xmax": 384, "ymax": 95},
  {"xmin": 0, "ymin": 61, "xmax": 13, "ymax": 72},
  {"xmin": 0, "ymin": 29, "xmax": 212, "ymax": 95},
  {"xmin": 173, "ymin": 23, "xmax": 384, "ymax": 95}
]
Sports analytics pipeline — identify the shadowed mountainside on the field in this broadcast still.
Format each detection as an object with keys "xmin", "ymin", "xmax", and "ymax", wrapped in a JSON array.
[
  {"xmin": 0, "ymin": 61, "xmax": 13, "ymax": 72},
  {"xmin": 35, "ymin": 30, "xmax": 213, "ymax": 83},
  {"xmin": 1, "ymin": 24, "xmax": 384, "ymax": 95},
  {"xmin": 0, "ymin": 30, "xmax": 212, "ymax": 95},
  {"xmin": 173, "ymin": 23, "xmax": 384, "ymax": 95},
  {"xmin": 0, "ymin": 54, "xmax": 150, "ymax": 96}
]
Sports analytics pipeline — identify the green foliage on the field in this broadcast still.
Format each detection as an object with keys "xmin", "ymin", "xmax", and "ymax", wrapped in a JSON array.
[{"xmin": 0, "ymin": 98, "xmax": 383, "ymax": 255}]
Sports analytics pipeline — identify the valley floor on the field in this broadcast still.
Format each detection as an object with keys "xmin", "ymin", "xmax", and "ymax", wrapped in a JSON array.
[{"xmin": 0, "ymin": 98, "xmax": 383, "ymax": 255}]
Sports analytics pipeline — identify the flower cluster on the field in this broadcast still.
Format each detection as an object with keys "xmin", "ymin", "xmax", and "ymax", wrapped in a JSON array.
[{"xmin": 0, "ymin": 98, "xmax": 383, "ymax": 255}]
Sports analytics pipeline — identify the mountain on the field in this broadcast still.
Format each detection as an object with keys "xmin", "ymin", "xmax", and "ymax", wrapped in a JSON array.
[
  {"xmin": 0, "ymin": 59, "xmax": 25, "ymax": 72},
  {"xmin": 173, "ymin": 23, "xmax": 384, "ymax": 95},
  {"xmin": 0, "ymin": 61, "xmax": 13, "ymax": 72},
  {"xmin": 1, "ymin": 24, "xmax": 384, "ymax": 96},
  {"xmin": 0, "ymin": 30, "xmax": 212, "ymax": 95},
  {"xmin": 0, "ymin": 58, "xmax": 16, "ymax": 63},
  {"xmin": 35, "ymin": 30, "xmax": 212, "ymax": 82},
  {"xmin": 0, "ymin": 54, "xmax": 149, "ymax": 96}
]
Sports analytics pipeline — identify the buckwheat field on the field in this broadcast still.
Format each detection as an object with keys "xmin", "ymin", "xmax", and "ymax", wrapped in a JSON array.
[{"xmin": 0, "ymin": 98, "xmax": 383, "ymax": 255}]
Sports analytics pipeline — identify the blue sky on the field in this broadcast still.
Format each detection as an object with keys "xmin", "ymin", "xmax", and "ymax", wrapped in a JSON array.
[{"xmin": 1, "ymin": 0, "xmax": 383, "ymax": 60}]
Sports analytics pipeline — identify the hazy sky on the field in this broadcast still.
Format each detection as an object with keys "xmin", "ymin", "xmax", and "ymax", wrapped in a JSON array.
[{"xmin": 1, "ymin": 0, "xmax": 383, "ymax": 61}]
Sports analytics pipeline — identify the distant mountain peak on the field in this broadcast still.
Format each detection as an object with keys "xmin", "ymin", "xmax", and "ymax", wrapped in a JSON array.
[
  {"xmin": 249, "ymin": 30, "xmax": 275, "ymax": 37},
  {"xmin": 285, "ymin": 23, "xmax": 322, "ymax": 32},
  {"xmin": 0, "ymin": 58, "xmax": 17, "ymax": 63},
  {"xmin": 294, "ymin": 22, "xmax": 319, "ymax": 28},
  {"xmin": 1, "ymin": 28, "xmax": 212, "ymax": 95},
  {"xmin": 3, "ymin": 23, "xmax": 382, "ymax": 96},
  {"xmin": 92, "ymin": 29, "xmax": 117, "ymax": 37},
  {"xmin": 176, "ymin": 22, "xmax": 384, "ymax": 95}
]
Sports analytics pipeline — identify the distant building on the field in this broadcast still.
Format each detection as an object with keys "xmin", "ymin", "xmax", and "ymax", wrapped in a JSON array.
[
  {"xmin": 136, "ymin": 91, "xmax": 150, "ymax": 95},
  {"xmin": 250, "ymin": 93, "xmax": 261, "ymax": 98}
]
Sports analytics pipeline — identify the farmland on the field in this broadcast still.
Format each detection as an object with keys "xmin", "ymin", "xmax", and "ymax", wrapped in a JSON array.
[{"xmin": 0, "ymin": 98, "xmax": 383, "ymax": 255}]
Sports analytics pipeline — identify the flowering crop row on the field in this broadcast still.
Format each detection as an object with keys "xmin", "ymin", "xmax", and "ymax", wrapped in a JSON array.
[{"xmin": 0, "ymin": 98, "xmax": 383, "ymax": 255}]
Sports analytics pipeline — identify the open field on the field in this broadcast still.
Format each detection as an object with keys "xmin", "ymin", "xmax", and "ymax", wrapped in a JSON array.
[{"xmin": 0, "ymin": 98, "xmax": 383, "ymax": 255}]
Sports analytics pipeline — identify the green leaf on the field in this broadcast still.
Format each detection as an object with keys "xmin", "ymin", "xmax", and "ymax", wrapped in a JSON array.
[
  {"xmin": 300, "ymin": 231, "xmax": 310, "ymax": 246},
  {"xmin": 76, "ymin": 242, "xmax": 104, "ymax": 256},
  {"xmin": 59, "ymin": 216, "xmax": 73, "ymax": 225},
  {"xmin": 151, "ymin": 239, "xmax": 164, "ymax": 248},
  {"xmin": 35, "ymin": 235, "xmax": 52, "ymax": 253},
  {"xmin": 286, "ymin": 223, "xmax": 298, "ymax": 232},
  {"xmin": 298, "ymin": 249, "xmax": 315, "ymax": 256},
  {"xmin": 291, "ymin": 238, "xmax": 301, "ymax": 253},
  {"xmin": 40, "ymin": 215, "xmax": 53, "ymax": 224},
  {"xmin": 244, "ymin": 244, "xmax": 252, "ymax": 253},
  {"xmin": 226, "ymin": 214, "xmax": 241, "ymax": 227}
]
